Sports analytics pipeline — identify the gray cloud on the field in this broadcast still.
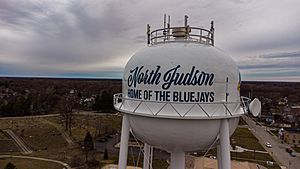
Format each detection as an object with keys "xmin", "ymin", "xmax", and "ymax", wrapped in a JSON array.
[
  {"xmin": 0, "ymin": 0, "xmax": 300, "ymax": 81},
  {"xmin": 232, "ymin": 32, "xmax": 300, "ymax": 54},
  {"xmin": 239, "ymin": 62, "xmax": 300, "ymax": 70},
  {"xmin": 259, "ymin": 51, "xmax": 300, "ymax": 59}
]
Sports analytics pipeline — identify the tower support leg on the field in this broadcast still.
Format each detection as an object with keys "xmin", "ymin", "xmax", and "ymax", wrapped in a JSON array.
[
  {"xmin": 143, "ymin": 143, "xmax": 150, "ymax": 169},
  {"xmin": 150, "ymin": 146, "xmax": 153, "ymax": 168},
  {"xmin": 170, "ymin": 151, "xmax": 185, "ymax": 169},
  {"xmin": 220, "ymin": 119, "xmax": 231, "ymax": 169},
  {"xmin": 118, "ymin": 114, "xmax": 130, "ymax": 169},
  {"xmin": 217, "ymin": 144, "xmax": 222, "ymax": 169}
]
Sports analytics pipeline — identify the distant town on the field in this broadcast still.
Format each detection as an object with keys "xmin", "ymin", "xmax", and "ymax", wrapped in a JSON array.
[
  {"xmin": 241, "ymin": 81, "xmax": 300, "ymax": 129},
  {"xmin": 1, "ymin": 77, "xmax": 300, "ymax": 169}
]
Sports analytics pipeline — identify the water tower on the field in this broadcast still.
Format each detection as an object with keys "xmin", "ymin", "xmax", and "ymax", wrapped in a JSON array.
[{"xmin": 114, "ymin": 15, "xmax": 254, "ymax": 169}]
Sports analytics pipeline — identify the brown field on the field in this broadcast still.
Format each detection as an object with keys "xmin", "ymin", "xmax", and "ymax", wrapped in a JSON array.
[
  {"xmin": 0, "ymin": 140, "xmax": 19, "ymax": 153},
  {"xmin": 43, "ymin": 113, "xmax": 122, "ymax": 142},
  {"xmin": 0, "ymin": 113, "xmax": 122, "ymax": 168},
  {"xmin": 0, "ymin": 131, "xmax": 20, "ymax": 153},
  {"xmin": 0, "ymin": 131, "xmax": 7, "ymax": 139},
  {"xmin": 0, "ymin": 158, "xmax": 64, "ymax": 169}
]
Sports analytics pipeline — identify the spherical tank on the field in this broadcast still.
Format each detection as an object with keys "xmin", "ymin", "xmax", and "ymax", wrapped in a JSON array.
[{"xmin": 114, "ymin": 23, "xmax": 244, "ymax": 153}]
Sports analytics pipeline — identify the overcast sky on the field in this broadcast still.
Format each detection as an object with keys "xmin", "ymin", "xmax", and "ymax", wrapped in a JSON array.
[{"xmin": 0, "ymin": 0, "xmax": 299, "ymax": 81}]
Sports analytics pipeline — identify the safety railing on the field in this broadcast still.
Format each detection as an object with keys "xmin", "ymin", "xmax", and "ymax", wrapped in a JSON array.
[
  {"xmin": 113, "ymin": 93, "xmax": 244, "ymax": 118},
  {"xmin": 148, "ymin": 26, "xmax": 214, "ymax": 46}
]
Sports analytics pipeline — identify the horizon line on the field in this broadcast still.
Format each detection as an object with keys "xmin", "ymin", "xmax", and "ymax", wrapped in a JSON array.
[{"xmin": 1, "ymin": 75, "xmax": 300, "ymax": 83}]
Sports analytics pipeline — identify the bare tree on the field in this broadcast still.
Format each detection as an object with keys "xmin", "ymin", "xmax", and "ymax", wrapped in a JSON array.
[{"xmin": 60, "ymin": 90, "xmax": 79, "ymax": 136}]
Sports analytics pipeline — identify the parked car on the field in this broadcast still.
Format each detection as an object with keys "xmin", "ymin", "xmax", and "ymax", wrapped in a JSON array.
[
  {"xmin": 209, "ymin": 156, "xmax": 216, "ymax": 159},
  {"xmin": 286, "ymin": 148, "xmax": 293, "ymax": 153},
  {"xmin": 266, "ymin": 161, "xmax": 274, "ymax": 166},
  {"xmin": 266, "ymin": 142, "xmax": 272, "ymax": 148}
]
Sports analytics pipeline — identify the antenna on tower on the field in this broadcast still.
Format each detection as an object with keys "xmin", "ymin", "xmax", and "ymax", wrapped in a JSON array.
[
  {"xmin": 163, "ymin": 14, "xmax": 167, "ymax": 41},
  {"xmin": 147, "ymin": 24, "xmax": 150, "ymax": 45},
  {"xmin": 164, "ymin": 14, "xmax": 166, "ymax": 30},
  {"xmin": 184, "ymin": 15, "xmax": 188, "ymax": 27},
  {"xmin": 210, "ymin": 21, "xmax": 215, "ymax": 46},
  {"xmin": 184, "ymin": 15, "xmax": 190, "ymax": 38},
  {"xmin": 167, "ymin": 15, "xmax": 171, "ymax": 40}
]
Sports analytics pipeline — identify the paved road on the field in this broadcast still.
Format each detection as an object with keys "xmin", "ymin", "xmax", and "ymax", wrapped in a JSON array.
[
  {"xmin": 0, "ymin": 114, "xmax": 60, "ymax": 120},
  {"xmin": 243, "ymin": 116, "xmax": 300, "ymax": 169},
  {"xmin": 0, "ymin": 111, "xmax": 114, "ymax": 120},
  {"xmin": 0, "ymin": 155, "xmax": 71, "ymax": 169},
  {"xmin": 3, "ymin": 129, "xmax": 33, "ymax": 154}
]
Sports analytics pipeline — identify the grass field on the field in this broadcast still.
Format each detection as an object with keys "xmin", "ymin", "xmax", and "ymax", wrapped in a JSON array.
[
  {"xmin": 201, "ymin": 127, "xmax": 280, "ymax": 169},
  {"xmin": 231, "ymin": 127, "xmax": 265, "ymax": 151},
  {"xmin": 20, "ymin": 123, "xmax": 68, "ymax": 153},
  {"xmin": 231, "ymin": 152, "xmax": 280, "ymax": 169},
  {"xmin": 0, "ymin": 158, "xmax": 64, "ymax": 169},
  {"xmin": 44, "ymin": 113, "xmax": 122, "ymax": 143},
  {"xmin": 292, "ymin": 146, "xmax": 300, "ymax": 153},
  {"xmin": 230, "ymin": 127, "xmax": 280, "ymax": 169}
]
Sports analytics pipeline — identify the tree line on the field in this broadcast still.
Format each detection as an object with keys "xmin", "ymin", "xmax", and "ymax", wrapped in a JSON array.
[{"xmin": 0, "ymin": 78, "xmax": 121, "ymax": 117}]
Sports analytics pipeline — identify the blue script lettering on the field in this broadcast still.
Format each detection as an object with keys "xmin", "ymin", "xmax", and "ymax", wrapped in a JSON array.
[
  {"xmin": 128, "ymin": 66, "xmax": 161, "ymax": 88},
  {"xmin": 162, "ymin": 65, "xmax": 214, "ymax": 90}
]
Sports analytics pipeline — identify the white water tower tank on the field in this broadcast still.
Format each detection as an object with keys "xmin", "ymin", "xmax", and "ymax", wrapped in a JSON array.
[{"xmin": 114, "ymin": 15, "xmax": 244, "ymax": 169}]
